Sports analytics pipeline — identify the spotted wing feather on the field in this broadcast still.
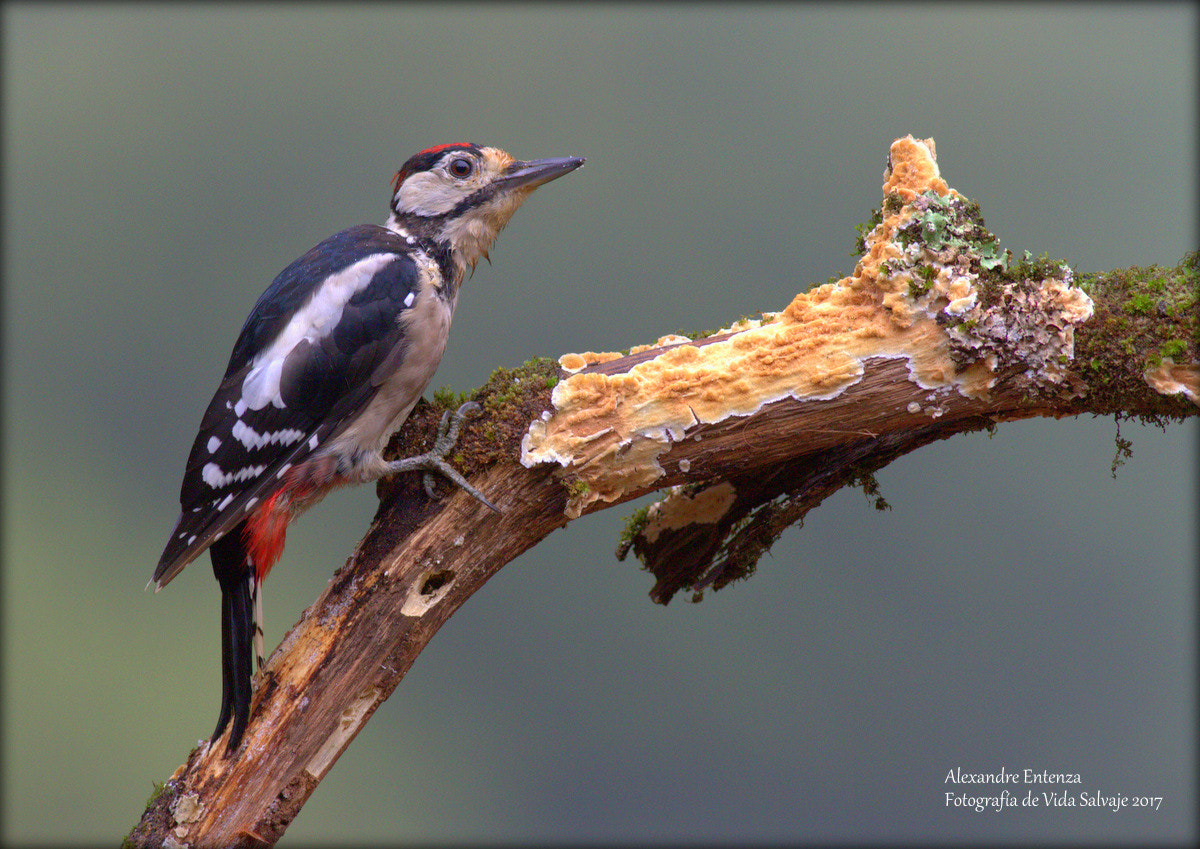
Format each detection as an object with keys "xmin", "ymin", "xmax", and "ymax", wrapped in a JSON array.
[{"xmin": 153, "ymin": 224, "xmax": 421, "ymax": 587}]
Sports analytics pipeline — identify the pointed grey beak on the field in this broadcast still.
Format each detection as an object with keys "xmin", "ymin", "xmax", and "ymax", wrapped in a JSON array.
[{"xmin": 498, "ymin": 156, "xmax": 585, "ymax": 191}]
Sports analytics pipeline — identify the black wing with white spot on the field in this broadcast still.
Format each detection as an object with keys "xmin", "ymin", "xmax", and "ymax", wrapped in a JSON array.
[{"xmin": 153, "ymin": 224, "xmax": 422, "ymax": 587}]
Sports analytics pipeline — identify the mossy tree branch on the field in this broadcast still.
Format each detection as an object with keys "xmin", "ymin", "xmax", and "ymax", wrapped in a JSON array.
[{"xmin": 127, "ymin": 137, "xmax": 1197, "ymax": 847}]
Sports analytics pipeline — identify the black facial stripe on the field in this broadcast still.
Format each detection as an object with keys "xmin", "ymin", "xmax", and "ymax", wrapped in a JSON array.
[{"xmin": 447, "ymin": 184, "xmax": 498, "ymax": 220}]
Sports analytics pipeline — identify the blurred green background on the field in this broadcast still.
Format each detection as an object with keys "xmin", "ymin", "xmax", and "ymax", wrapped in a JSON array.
[{"xmin": 4, "ymin": 4, "xmax": 1195, "ymax": 845}]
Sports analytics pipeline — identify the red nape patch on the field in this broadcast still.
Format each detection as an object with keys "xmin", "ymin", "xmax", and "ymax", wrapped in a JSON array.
[{"xmin": 245, "ymin": 491, "xmax": 289, "ymax": 584}]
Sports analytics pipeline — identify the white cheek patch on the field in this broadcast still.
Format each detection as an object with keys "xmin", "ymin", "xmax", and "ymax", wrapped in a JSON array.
[{"xmin": 396, "ymin": 171, "xmax": 464, "ymax": 217}]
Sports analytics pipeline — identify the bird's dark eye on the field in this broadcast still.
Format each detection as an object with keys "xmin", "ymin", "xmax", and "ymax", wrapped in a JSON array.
[{"xmin": 449, "ymin": 158, "xmax": 473, "ymax": 178}]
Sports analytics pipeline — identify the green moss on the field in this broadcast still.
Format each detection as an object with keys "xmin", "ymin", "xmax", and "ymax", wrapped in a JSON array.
[
  {"xmin": 1015, "ymin": 251, "xmax": 1068, "ymax": 281},
  {"xmin": 982, "ymin": 250, "xmax": 1067, "ymax": 285},
  {"xmin": 1160, "ymin": 339, "xmax": 1188, "ymax": 360},
  {"xmin": 907, "ymin": 263, "xmax": 937, "ymax": 299},
  {"xmin": 615, "ymin": 504, "xmax": 653, "ymax": 561},
  {"xmin": 853, "ymin": 206, "xmax": 885, "ymax": 255},
  {"xmin": 850, "ymin": 469, "xmax": 891, "ymax": 512},
  {"xmin": 145, "ymin": 780, "xmax": 167, "ymax": 809},
  {"xmin": 432, "ymin": 385, "xmax": 468, "ymax": 409},
  {"xmin": 475, "ymin": 357, "xmax": 559, "ymax": 414},
  {"xmin": 1071, "ymin": 252, "xmax": 1198, "ymax": 421},
  {"xmin": 678, "ymin": 326, "xmax": 721, "ymax": 341},
  {"xmin": 1087, "ymin": 253, "xmax": 1199, "ymax": 329},
  {"xmin": 1126, "ymin": 293, "xmax": 1155, "ymax": 315},
  {"xmin": 972, "ymin": 250, "xmax": 1073, "ymax": 312},
  {"xmin": 380, "ymin": 356, "xmax": 562, "ymax": 505}
]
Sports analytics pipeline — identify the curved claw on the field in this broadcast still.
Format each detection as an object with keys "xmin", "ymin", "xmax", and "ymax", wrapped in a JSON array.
[
  {"xmin": 421, "ymin": 469, "xmax": 441, "ymax": 500},
  {"xmin": 432, "ymin": 401, "xmax": 480, "ymax": 454},
  {"xmin": 421, "ymin": 456, "xmax": 502, "ymax": 514}
]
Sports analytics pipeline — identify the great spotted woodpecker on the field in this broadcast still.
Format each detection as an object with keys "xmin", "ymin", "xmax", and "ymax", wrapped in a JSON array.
[{"xmin": 152, "ymin": 144, "xmax": 583, "ymax": 753}]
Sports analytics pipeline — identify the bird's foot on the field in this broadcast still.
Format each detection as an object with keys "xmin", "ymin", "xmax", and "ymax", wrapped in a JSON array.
[{"xmin": 384, "ymin": 402, "xmax": 501, "ymax": 513}]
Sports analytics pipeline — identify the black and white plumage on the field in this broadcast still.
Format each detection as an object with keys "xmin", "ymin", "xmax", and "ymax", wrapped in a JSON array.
[
  {"xmin": 151, "ymin": 144, "xmax": 583, "ymax": 753},
  {"xmin": 157, "ymin": 224, "xmax": 437, "ymax": 581}
]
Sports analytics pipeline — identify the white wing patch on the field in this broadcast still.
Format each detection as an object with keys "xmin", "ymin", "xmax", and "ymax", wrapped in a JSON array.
[
  {"xmin": 207, "ymin": 435, "xmax": 222, "ymax": 452},
  {"xmin": 241, "ymin": 359, "xmax": 287, "ymax": 411},
  {"xmin": 231, "ymin": 419, "xmax": 307, "ymax": 450},
  {"xmin": 239, "ymin": 252, "xmax": 399, "ymax": 412},
  {"xmin": 202, "ymin": 462, "xmax": 267, "ymax": 489}
]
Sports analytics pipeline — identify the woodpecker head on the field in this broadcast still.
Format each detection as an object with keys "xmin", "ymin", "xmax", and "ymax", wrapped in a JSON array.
[{"xmin": 388, "ymin": 143, "xmax": 584, "ymax": 277}]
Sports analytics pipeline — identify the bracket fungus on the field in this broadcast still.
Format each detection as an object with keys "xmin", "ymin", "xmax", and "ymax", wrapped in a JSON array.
[{"xmin": 521, "ymin": 136, "xmax": 1095, "ymax": 522}]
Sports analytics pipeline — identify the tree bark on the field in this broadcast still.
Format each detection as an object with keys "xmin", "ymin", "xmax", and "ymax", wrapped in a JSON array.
[{"xmin": 127, "ymin": 136, "xmax": 1197, "ymax": 847}]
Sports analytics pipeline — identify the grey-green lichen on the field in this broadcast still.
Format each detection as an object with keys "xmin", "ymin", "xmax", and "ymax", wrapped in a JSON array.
[{"xmin": 872, "ymin": 187, "xmax": 1093, "ymax": 400}]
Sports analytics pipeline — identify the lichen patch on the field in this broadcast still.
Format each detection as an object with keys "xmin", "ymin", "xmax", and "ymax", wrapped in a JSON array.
[{"xmin": 170, "ymin": 792, "xmax": 203, "ymax": 825}]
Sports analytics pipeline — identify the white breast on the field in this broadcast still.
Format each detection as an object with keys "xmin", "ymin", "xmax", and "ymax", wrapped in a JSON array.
[{"xmin": 320, "ymin": 261, "xmax": 457, "ymax": 475}]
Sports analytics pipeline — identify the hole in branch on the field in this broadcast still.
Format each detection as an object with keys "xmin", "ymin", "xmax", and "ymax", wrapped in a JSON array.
[{"xmin": 420, "ymin": 570, "xmax": 454, "ymax": 596}]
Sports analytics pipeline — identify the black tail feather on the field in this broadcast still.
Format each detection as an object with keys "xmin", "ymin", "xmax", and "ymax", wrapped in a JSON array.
[{"xmin": 211, "ymin": 528, "xmax": 254, "ymax": 754}]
